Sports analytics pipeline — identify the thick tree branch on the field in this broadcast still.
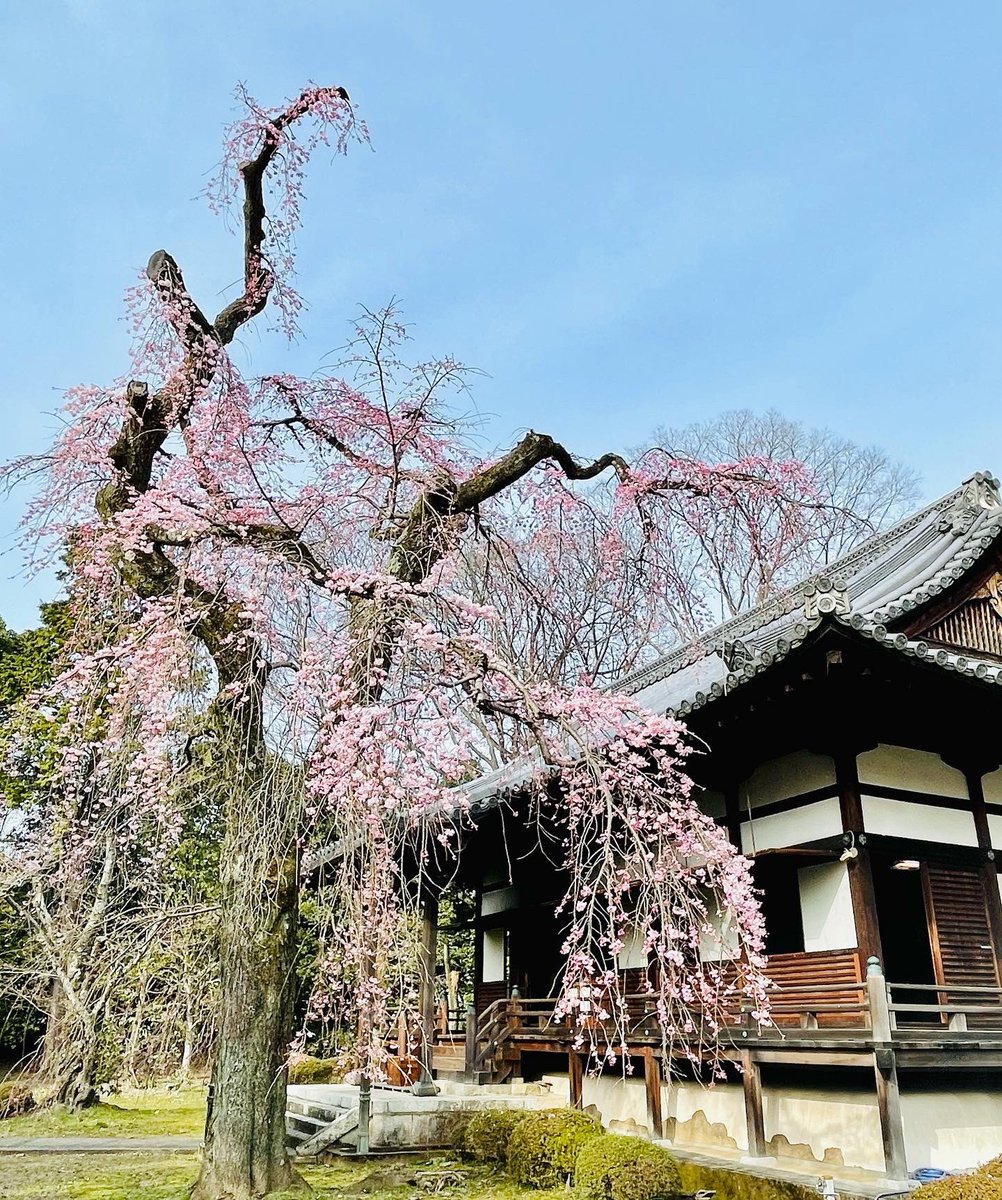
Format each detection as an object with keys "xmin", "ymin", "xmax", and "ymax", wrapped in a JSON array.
[{"xmin": 452, "ymin": 432, "xmax": 630, "ymax": 511}]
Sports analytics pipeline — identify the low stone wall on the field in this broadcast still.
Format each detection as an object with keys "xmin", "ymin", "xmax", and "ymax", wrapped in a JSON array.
[{"xmin": 288, "ymin": 1082, "xmax": 556, "ymax": 1151}]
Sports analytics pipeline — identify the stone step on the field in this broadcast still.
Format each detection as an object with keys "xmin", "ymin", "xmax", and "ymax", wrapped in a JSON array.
[{"xmin": 293, "ymin": 1105, "xmax": 360, "ymax": 1157}]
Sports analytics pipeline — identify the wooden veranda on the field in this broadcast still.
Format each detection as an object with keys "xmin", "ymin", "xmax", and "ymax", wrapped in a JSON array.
[{"xmin": 432, "ymin": 955, "xmax": 1002, "ymax": 1178}]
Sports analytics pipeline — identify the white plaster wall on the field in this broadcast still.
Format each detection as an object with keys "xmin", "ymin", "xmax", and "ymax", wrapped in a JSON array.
[
  {"xmin": 798, "ymin": 861, "xmax": 857, "ymax": 952},
  {"xmin": 901, "ymin": 1089, "xmax": 1002, "ymax": 1171},
  {"xmin": 579, "ymin": 1074, "xmax": 649, "ymax": 1131},
  {"xmin": 984, "ymin": 767, "xmax": 1002, "ymax": 805},
  {"xmin": 668, "ymin": 1080, "xmax": 749, "ymax": 1152},
  {"xmin": 742, "ymin": 752, "xmax": 836, "ymax": 810},
  {"xmin": 988, "ymin": 814, "xmax": 1002, "ymax": 848},
  {"xmin": 860, "ymin": 795, "xmax": 979, "ymax": 847},
  {"xmin": 665, "ymin": 1080, "xmax": 884, "ymax": 1172},
  {"xmin": 536, "ymin": 1075, "xmax": 1002, "ymax": 1174},
  {"xmin": 857, "ymin": 745, "xmax": 968, "ymax": 799},
  {"xmin": 481, "ymin": 887, "xmax": 518, "ymax": 916},
  {"xmin": 482, "ymin": 928, "xmax": 505, "ymax": 982},
  {"xmin": 740, "ymin": 798, "xmax": 843, "ymax": 854}
]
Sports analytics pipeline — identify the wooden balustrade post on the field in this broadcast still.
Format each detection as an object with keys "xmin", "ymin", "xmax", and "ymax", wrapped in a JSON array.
[{"xmin": 867, "ymin": 956, "xmax": 894, "ymax": 1041}]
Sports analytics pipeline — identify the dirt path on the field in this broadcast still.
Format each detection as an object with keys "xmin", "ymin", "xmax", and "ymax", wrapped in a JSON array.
[{"xmin": 0, "ymin": 1135, "xmax": 201, "ymax": 1153}]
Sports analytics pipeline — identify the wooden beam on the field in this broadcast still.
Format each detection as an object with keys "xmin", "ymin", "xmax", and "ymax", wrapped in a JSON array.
[
  {"xmin": 740, "ymin": 1049, "xmax": 766, "ymax": 1157},
  {"xmin": 873, "ymin": 1051, "xmax": 908, "ymax": 1178},
  {"xmin": 835, "ymin": 750, "xmax": 883, "ymax": 966},
  {"xmin": 568, "ymin": 1051, "xmax": 583, "ymax": 1109},
  {"xmin": 643, "ymin": 1052, "xmax": 663, "ymax": 1139},
  {"xmin": 751, "ymin": 1048, "xmax": 874, "ymax": 1067},
  {"xmin": 897, "ymin": 1049, "xmax": 1002, "ymax": 1069}
]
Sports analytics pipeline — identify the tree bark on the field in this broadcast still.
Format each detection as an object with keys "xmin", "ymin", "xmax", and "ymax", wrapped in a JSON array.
[
  {"xmin": 43, "ymin": 1003, "xmax": 99, "ymax": 1110},
  {"xmin": 193, "ymin": 865, "xmax": 300, "ymax": 1198},
  {"xmin": 192, "ymin": 668, "xmax": 303, "ymax": 1200}
]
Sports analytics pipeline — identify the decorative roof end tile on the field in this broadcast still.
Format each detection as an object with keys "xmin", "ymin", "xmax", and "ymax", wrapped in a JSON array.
[{"xmin": 803, "ymin": 577, "xmax": 851, "ymax": 620}]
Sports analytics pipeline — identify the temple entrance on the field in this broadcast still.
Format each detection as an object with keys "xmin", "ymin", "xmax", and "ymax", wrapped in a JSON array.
[
  {"xmin": 506, "ymin": 905, "xmax": 565, "ymax": 999},
  {"xmin": 872, "ymin": 856, "xmax": 936, "ymax": 1020},
  {"xmin": 873, "ymin": 856, "xmax": 1000, "ymax": 1022}
]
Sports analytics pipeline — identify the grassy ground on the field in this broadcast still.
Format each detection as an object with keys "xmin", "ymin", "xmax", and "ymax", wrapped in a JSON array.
[
  {"xmin": 0, "ymin": 1086, "xmax": 206, "ymax": 1139},
  {"xmin": 0, "ymin": 1152, "xmax": 566, "ymax": 1200}
]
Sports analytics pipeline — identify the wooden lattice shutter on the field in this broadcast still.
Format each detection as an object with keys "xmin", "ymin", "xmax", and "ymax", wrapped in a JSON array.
[{"xmin": 923, "ymin": 863, "xmax": 999, "ymax": 990}]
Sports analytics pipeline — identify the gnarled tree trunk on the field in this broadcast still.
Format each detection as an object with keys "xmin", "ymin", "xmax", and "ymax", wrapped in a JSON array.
[{"xmin": 193, "ymin": 852, "xmax": 300, "ymax": 1199}]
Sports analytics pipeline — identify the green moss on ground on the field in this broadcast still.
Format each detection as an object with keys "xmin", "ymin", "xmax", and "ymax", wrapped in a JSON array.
[
  {"xmin": 0, "ymin": 1086, "xmax": 206, "ymax": 1139},
  {"xmin": 0, "ymin": 1153, "xmax": 572, "ymax": 1200},
  {"xmin": 911, "ymin": 1155, "xmax": 1002, "ymax": 1200},
  {"xmin": 0, "ymin": 1152, "xmax": 201, "ymax": 1199}
]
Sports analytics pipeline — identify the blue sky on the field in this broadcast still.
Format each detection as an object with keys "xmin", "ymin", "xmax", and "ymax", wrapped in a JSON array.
[{"xmin": 2, "ymin": 2, "xmax": 1002, "ymax": 627}]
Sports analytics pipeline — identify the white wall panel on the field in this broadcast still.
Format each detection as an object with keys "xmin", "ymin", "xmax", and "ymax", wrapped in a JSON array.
[
  {"xmin": 984, "ymin": 767, "xmax": 1002, "ymax": 804},
  {"xmin": 857, "ymin": 744, "xmax": 968, "ymax": 799},
  {"xmin": 481, "ymin": 887, "xmax": 518, "ymax": 916},
  {"xmin": 798, "ymin": 861, "xmax": 857, "ymax": 951},
  {"xmin": 740, "ymin": 797, "xmax": 842, "ymax": 854},
  {"xmin": 861, "ymin": 795, "xmax": 978, "ymax": 847},
  {"xmin": 482, "ymin": 928, "xmax": 506, "ymax": 982},
  {"xmin": 742, "ymin": 751, "xmax": 836, "ymax": 809}
]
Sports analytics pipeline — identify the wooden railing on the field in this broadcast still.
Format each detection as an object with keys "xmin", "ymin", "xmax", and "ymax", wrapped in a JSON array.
[
  {"xmin": 463, "ymin": 971, "xmax": 1002, "ymax": 1078},
  {"xmin": 885, "ymin": 980, "xmax": 1002, "ymax": 1031}
]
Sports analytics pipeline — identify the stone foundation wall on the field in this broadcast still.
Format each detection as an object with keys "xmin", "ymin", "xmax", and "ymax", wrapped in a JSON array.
[{"xmin": 539, "ymin": 1072, "xmax": 1002, "ymax": 1175}]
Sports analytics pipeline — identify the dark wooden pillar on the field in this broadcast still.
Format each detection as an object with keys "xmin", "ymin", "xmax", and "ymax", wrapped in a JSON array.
[
  {"xmin": 873, "ymin": 1050, "xmax": 907, "ymax": 1178},
  {"xmin": 740, "ymin": 1049, "xmax": 766, "ymax": 1157},
  {"xmin": 835, "ymin": 750, "xmax": 883, "ymax": 967},
  {"xmin": 568, "ymin": 1051, "xmax": 583, "ymax": 1108},
  {"xmin": 643, "ymin": 1052, "xmax": 664, "ymax": 1139},
  {"xmin": 965, "ymin": 768, "xmax": 1002, "ymax": 967}
]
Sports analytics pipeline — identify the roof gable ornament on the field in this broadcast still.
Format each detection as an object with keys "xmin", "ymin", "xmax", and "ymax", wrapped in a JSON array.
[
  {"xmin": 803, "ymin": 576, "xmax": 851, "ymax": 620},
  {"xmin": 940, "ymin": 472, "xmax": 1001, "ymax": 535},
  {"xmin": 719, "ymin": 639, "xmax": 753, "ymax": 672}
]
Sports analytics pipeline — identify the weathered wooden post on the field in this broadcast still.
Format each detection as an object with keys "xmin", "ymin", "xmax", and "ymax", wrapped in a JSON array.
[
  {"xmin": 867, "ymin": 957, "xmax": 907, "ymax": 1178},
  {"xmin": 867, "ymin": 955, "xmax": 893, "ymax": 1040},
  {"xmin": 413, "ymin": 894, "xmax": 440, "ymax": 1096},
  {"xmin": 740, "ymin": 1049, "xmax": 766, "ymax": 1157},
  {"xmin": 357, "ymin": 1075, "xmax": 372, "ymax": 1156},
  {"xmin": 644, "ymin": 1051, "xmax": 664, "ymax": 1139},
  {"xmin": 464, "ymin": 1004, "xmax": 478, "ymax": 1081},
  {"xmin": 568, "ymin": 1051, "xmax": 584, "ymax": 1108}
]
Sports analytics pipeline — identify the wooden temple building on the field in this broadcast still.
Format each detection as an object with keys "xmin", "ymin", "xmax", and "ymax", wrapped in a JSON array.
[{"xmin": 432, "ymin": 471, "xmax": 1002, "ymax": 1177}]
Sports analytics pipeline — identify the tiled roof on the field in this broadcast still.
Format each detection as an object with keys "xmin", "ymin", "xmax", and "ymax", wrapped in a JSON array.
[
  {"xmin": 462, "ymin": 473, "xmax": 1002, "ymax": 809},
  {"xmin": 622, "ymin": 472, "xmax": 1002, "ymax": 717}
]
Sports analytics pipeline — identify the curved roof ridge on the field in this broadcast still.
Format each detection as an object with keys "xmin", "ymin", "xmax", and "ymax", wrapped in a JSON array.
[{"xmin": 616, "ymin": 478, "xmax": 967, "ymax": 697}]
